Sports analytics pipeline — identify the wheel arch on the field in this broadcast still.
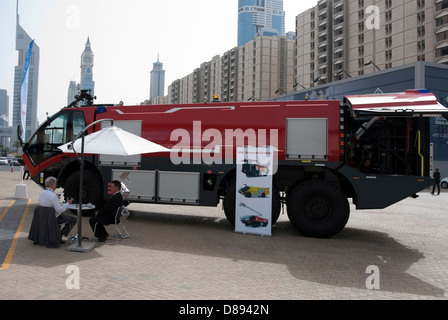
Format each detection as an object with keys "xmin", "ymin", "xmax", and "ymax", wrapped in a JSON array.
[
  {"xmin": 218, "ymin": 168, "xmax": 236, "ymax": 199},
  {"xmin": 279, "ymin": 165, "xmax": 355, "ymax": 203},
  {"xmin": 58, "ymin": 158, "xmax": 103, "ymax": 192}
]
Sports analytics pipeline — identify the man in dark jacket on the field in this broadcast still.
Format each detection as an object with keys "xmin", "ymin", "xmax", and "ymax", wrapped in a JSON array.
[
  {"xmin": 432, "ymin": 168, "xmax": 441, "ymax": 196},
  {"xmin": 89, "ymin": 180, "xmax": 123, "ymax": 242}
]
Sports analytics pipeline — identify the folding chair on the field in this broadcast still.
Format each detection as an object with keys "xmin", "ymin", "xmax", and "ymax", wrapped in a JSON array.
[
  {"xmin": 112, "ymin": 206, "xmax": 130, "ymax": 240},
  {"xmin": 93, "ymin": 206, "xmax": 130, "ymax": 242}
]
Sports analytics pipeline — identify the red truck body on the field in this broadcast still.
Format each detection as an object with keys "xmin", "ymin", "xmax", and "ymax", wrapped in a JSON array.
[{"xmin": 21, "ymin": 90, "xmax": 448, "ymax": 237}]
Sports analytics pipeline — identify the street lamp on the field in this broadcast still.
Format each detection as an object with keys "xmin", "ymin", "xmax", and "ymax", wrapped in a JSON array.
[
  {"xmin": 293, "ymin": 83, "xmax": 306, "ymax": 90},
  {"xmin": 275, "ymin": 88, "xmax": 288, "ymax": 95},
  {"xmin": 334, "ymin": 70, "xmax": 352, "ymax": 78},
  {"xmin": 364, "ymin": 60, "xmax": 381, "ymax": 71}
]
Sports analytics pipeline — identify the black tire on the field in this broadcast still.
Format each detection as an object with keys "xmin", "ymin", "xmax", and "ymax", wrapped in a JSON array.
[
  {"xmin": 286, "ymin": 180, "xmax": 350, "ymax": 238},
  {"xmin": 223, "ymin": 183, "xmax": 281, "ymax": 226},
  {"xmin": 64, "ymin": 170, "xmax": 104, "ymax": 215},
  {"xmin": 441, "ymin": 181, "xmax": 448, "ymax": 189}
]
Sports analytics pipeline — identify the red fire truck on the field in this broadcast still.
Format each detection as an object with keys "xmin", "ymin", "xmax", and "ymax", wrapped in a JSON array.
[
  {"xmin": 20, "ymin": 89, "xmax": 448, "ymax": 238},
  {"xmin": 241, "ymin": 215, "xmax": 269, "ymax": 228},
  {"xmin": 241, "ymin": 160, "xmax": 269, "ymax": 177}
]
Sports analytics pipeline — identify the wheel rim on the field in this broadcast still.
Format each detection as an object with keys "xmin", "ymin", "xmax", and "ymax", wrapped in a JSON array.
[{"xmin": 304, "ymin": 197, "xmax": 331, "ymax": 222}]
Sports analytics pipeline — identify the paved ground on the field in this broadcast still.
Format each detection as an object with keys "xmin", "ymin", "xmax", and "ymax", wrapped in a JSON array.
[{"xmin": 1, "ymin": 167, "xmax": 448, "ymax": 302}]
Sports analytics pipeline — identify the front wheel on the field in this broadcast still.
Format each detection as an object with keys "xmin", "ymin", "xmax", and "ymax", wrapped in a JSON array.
[
  {"xmin": 64, "ymin": 169, "xmax": 104, "ymax": 215},
  {"xmin": 287, "ymin": 180, "xmax": 350, "ymax": 238}
]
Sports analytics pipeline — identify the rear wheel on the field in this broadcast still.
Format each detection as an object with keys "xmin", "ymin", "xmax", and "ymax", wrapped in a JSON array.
[
  {"xmin": 224, "ymin": 184, "xmax": 281, "ymax": 226},
  {"xmin": 286, "ymin": 180, "xmax": 350, "ymax": 238}
]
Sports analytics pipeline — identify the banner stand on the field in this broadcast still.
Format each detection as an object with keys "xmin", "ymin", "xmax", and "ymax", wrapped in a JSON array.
[{"xmin": 235, "ymin": 146, "xmax": 274, "ymax": 237}]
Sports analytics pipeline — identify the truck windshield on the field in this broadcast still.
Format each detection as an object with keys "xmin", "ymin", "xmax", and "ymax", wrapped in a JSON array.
[{"xmin": 26, "ymin": 110, "xmax": 86, "ymax": 166}]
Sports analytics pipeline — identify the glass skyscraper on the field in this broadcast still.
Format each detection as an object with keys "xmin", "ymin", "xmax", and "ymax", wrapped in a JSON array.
[
  {"xmin": 238, "ymin": 0, "xmax": 285, "ymax": 46},
  {"xmin": 13, "ymin": 1, "xmax": 39, "ymax": 143},
  {"xmin": 150, "ymin": 56, "xmax": 166, "ymax": 100}
]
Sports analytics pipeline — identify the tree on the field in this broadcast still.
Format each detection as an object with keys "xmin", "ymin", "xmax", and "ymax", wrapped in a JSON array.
[{"xmin": 13, "ymin": 140, "xmax": 22, "ymax": 154}]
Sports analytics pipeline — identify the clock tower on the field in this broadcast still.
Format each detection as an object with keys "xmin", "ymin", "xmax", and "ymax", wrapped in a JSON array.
[{"xmin": 80, "ymin": 37, "xmax": 95, "ymax": 95}]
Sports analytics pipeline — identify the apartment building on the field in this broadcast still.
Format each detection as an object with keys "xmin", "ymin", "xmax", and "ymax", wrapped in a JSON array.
[
  {"xmin": 295, "ymin": 0, "xmax": 448, "ymax": 89},
  {"xmin": 237, "ymin": 35, "xmax": 294, "ymax": 101},
  {"xmin": 167, "ymin": 35, "xmax": 294, "ymax": 104},
  {"xmin": 168, "ymin": 57, "xmax": 220, "ymax": 105}
]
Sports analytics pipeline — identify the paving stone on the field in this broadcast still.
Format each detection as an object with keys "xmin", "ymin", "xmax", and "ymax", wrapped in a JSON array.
[{"xmin": 1, "ymin": 170, "xmax": 448, "ymax": 301}]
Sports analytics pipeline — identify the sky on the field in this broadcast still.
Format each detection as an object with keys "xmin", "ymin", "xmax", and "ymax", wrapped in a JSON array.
[{"xmin": 0, "ymin": 0, "xmax": 318, "ymax": 125}]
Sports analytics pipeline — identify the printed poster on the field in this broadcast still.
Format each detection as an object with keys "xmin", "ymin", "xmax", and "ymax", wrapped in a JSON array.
[{"xmin": 235, "ymin": 147, "xmax": 273, "ymax": 237}]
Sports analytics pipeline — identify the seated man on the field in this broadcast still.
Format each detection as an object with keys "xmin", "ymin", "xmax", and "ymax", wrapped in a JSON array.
[
  {"xmin": 89, "ymin": 180, "xmax": 123, "ymax": 242},
  {"xmin": 38, "ymin": 176, "xmax": 76, "ymax": 244}
]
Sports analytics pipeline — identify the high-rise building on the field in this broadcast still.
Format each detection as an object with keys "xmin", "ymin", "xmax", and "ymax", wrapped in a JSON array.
[
  {"xmin": 0, "ymin": 89, "xmax": 10, "ymax": 147},
  {"xmin": 67, "ymin": 81, "xmax": 80, "ymax": 106},
  {"xmin": 237, "ymin": 35, "xmax": 294, "ymax": 101},
  {"xmin": 238, "ymin": 0, "xmax": 286, "ymax": 46},
  {"xmin": 80, "ymin": 37, "xmax": 95, "ymax": 96},
  {"xmin": 295, "ymin": 0, "xmax": 448, "ymax": 89},
  {"xmin": 167, "ymin": 35, "xmax": 295, "ymax": 104},
  {"xmin": 150, "ymin": 56, "xmax": 166, "ymax": 100},
  {"xmin": 0, "ymin": 90, "xmax": 9, "ymax": 127},
  {"xmin": 13, "ymin": 1, "xmax": 39, "ymax": 143}
]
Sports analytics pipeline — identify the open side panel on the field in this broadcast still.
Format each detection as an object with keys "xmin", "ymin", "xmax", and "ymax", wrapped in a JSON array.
[{"xmin": 345, "ymin": 89, "xmax": 448, "ymax": 118}]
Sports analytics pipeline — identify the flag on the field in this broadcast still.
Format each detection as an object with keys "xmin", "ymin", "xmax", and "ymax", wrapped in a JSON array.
[{"xmin": 20, "ymin": 40, "xmax": 34, "ymax": 142}]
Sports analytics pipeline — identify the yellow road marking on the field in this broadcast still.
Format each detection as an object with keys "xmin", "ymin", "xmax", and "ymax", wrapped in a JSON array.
[
  {"xmin": 0, "ymin": 200, "xmax": 15, "ymax": 222},
  {"xmin": 0, "ymin": 199, "xmax": 31, "ymax": 270}
]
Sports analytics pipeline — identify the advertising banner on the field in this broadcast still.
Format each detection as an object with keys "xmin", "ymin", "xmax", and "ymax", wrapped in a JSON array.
[{"xmin": 235, "ymin": 147, "xmax": 274, "ymax": 237}]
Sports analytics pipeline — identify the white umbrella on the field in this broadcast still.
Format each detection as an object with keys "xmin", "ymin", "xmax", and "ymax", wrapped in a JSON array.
[
  {"xmin": 57, "ymin": 120, "xmax": 170, "ymax": 252},
  {"xmin": 58, "ymin": 125, "xmax": 170, "ymax": 155}
]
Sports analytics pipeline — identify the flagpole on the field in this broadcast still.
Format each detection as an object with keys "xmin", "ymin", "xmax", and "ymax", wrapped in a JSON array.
[
  {"xmin": 14, "ymin": 38, "xmax": 33, "ymax": 200},
  {"xmin": 20, "ymin": 39, "xmax": 34, "ymax": 142}
]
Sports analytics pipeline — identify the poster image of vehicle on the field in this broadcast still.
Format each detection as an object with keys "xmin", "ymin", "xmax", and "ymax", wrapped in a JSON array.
[
  {"xmin": 238, "ymin": 185, "xmax": 270, "ymax": 198},
  {"xmin": 241, "ymin": 160, "xmax": 269, "ymax": 177},
  {"xmin": 239, "ymin": 203, "xmax": 269, "ymax": 228},
  {"xmin": 235, "ymin": 147, "xmax": 273, "ymax": 237}
]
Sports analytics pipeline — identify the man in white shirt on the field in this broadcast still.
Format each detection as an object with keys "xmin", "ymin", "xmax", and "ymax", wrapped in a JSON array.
[{"xmin": 38, "ymin": 176, "xmax": 77, "ymax": 243}]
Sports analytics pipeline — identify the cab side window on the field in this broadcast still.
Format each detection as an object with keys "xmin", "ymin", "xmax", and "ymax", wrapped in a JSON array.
[{"xmin": 26, "ymin": 111, "xmax": 86, "ymax": 166}]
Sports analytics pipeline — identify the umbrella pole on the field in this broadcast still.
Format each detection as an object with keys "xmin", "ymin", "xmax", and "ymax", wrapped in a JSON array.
[
  {"xmin": 77, "ymin": 133, "xmax": 84, "ymax": 247},
  {"xmin": 68, "ymin": 132, "xmax": 96, "ymax": 252},
  {"xmin": 65, "ymin": 119, "xmax": 114, "ymax": 252}
]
